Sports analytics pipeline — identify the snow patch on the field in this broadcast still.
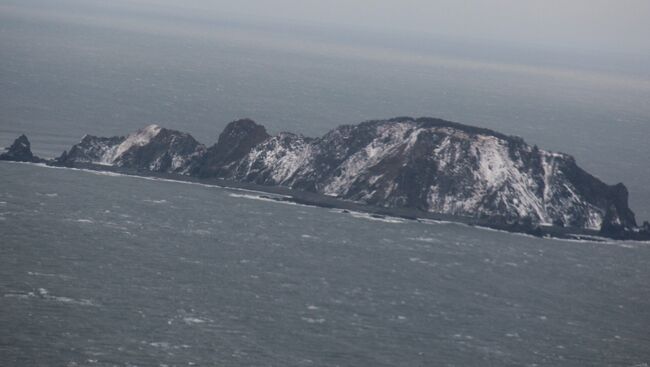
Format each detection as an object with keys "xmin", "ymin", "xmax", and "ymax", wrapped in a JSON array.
[
  {"xmin": 112, "ymin": 124, "xmax": 161, "ymax": 161},
  {"xmin": 323, "ymin": 123, "xmax": 420, "ymax": 196},
  {"xmin": 238, "ymin": 134, "xmax": 313, "ymax": 185}
]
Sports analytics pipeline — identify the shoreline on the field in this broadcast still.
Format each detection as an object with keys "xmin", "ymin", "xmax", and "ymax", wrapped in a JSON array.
[{"xmin": 4, "ymin": 160, "xmax": 648, "ymax": 243}]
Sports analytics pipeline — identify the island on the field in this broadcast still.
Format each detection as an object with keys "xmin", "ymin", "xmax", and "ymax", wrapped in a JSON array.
[{"xmin": 3, "ymin": 116, "xmax": 649, "ymax": 241}]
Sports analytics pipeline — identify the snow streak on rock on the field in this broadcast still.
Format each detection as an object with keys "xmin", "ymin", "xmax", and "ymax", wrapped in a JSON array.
[
  {"xmin": 57, "ymin": 124, "xmax": 205, "ymax": 174},
  {"xmin": 51, "ymin": 117, "xmax": 637, "ymax": 231},
  {"xmin": 112, "ymin": 124, "xmax": 162, "ymax": 163}
]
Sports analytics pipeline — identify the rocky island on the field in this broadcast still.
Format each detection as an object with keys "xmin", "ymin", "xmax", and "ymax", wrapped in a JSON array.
[{"xmin": 3, "ymin": 117, "xmax": 649, "ymax": 241}]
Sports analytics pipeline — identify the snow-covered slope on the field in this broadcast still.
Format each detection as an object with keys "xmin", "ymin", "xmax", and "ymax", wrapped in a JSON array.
[
  {"xmin": 213, "ymin": 117, "xmax": 636, "ymax": 230},
  {"xmin": 52, "ymin": 117, "xmax": 637, "ymax": 231},
  {"xmin": 56, "ymin": 125, "xmax": 205, "ymax": 174},
  {"xmin": 228, "ymin": 132, "xmax": 315, "ymax": 185}
]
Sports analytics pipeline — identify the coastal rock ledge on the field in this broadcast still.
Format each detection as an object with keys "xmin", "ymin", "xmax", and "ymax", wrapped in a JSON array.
[{"xmin": 3, "ymin": 117, "xmax": 647, "ymax": 239}]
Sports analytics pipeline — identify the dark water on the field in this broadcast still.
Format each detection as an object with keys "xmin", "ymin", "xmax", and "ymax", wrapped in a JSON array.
[{"xmin": 1, "ymin": 162, "xmax": 649, "ymax": 366}]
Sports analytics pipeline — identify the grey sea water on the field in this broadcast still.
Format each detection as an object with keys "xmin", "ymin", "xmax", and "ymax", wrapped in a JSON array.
[
  {"xmin": 2, "ymin": 2, "xmax": 650, "ymax": 366},
  {"xmin": 1, "ymin": 162, "xmax": 649, "ymax": 366}
]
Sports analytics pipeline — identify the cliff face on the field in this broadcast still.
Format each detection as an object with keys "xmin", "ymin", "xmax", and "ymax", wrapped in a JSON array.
[
  {"xmin": 4, "ymin": 116, "xmax": 638, "ymax": 232},
  {"xmin": 195, "ymin": 119, "xmax": 270, "ymax": 178},
  {"xmin": 212, "ymin": 117, "xmax": 636, "ymax": 230}
]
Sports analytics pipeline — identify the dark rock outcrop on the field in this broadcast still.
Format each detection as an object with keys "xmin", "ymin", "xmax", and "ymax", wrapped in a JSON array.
[
  {"xmin": 195, "ymin": 119, "xmax": 270, "ymax": 177},
  {"xmin": 0, "ymin": 135, "xmax": 43, "ymax": 163}
]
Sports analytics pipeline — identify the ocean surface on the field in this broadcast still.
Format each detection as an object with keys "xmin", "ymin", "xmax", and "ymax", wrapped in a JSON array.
[
  {"xmin": 1, "ymin": 162, "xmax": 650, "ymax": 366},
  {"xmin": 2, "ymin": 2, "xmax": 650, "ymax": 366}
]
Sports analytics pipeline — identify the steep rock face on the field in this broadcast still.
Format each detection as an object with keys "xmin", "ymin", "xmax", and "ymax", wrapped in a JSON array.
[
  {"xmin": 196, "ymin": 119, "xmax": 270, "ymax": 177},
  {"xmin": 57, "ymin": 135, "xmax": 126, "ymax": 165},
  {"xmin": 227, "ymin": 132, "xmax": 314, "ymax": 185},
  {"xmin": 46, "ymin": 116, "xmax": 638, "ymax": 231},
  {"xmin": 217, "ymin": 117, "xmax": 636, "ymax": 230},
  {"xmin": 56, "ymin": 125, "xmax": 205, "ymax": 174},
  {"xmin": 0, "ymin": 135, "xmax": 41, "ymax": 163}
]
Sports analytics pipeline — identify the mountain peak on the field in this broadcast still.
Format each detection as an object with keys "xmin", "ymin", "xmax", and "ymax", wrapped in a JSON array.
[{"xmin": 196, "ymin": 119, "xmax": 270, "ymax": 177}]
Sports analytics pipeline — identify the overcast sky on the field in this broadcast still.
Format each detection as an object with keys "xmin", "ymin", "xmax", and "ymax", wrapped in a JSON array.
[
  {"xmin": 132, "ymin": 0, "xmax": 650, "ymax": 55},
  {"xmin": 2, "ymin": 0, "xmax": 649, "ymax": 56}
]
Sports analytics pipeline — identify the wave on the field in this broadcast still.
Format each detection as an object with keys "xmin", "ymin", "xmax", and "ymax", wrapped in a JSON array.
[
  {"xmin": 330, "ymin": 209, "xmax": 405, "ymax": 224},
  {"xmin": 3, "ymin": 288, "xmax": 97, "ymax": 306}
]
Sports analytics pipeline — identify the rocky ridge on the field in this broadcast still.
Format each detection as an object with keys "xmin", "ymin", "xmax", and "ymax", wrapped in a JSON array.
[
  {"xmin": 3, "ymin": 117, "xmax": 646, "ymax": 238},
  {"xmin": 55, "ymin": 125, "xmax": 206, "ymax": 174}
]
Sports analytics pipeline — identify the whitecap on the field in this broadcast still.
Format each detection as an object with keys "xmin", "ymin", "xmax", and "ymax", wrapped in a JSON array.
[
  {"xmin": 331, "ymin": 209, "xmax": 405, "ymax": 224},
  {"xmin": 50, "ymin": 295, "xmax": 96, "ymax": 306},
  {"xmin": 418, "ymin": 218, "xmax": 455, "ymax": 225},
  {"xmin": 188, "ymin": 229, "xmax": 211, "ymax": 236},
  {"xmin": 183, "ymin": 317, "xmax": 207, "ymax": 325},
  {"xmin": 229, "ymin": 193, "xmax": 283, "ymax": 202},
  {"xmin": 143, "ymin": 199, "xmax": 168, "ymax": 204},
  {"xmin": 227, "ymin": 187, "xmax": 291, "ymax": 199},
  {"xmin": 91, "ymin": 171, "xmax": 124, "ymax": 177},
  {"xmin": 228, "ymin": 193, "xmax": 316, "ymax": 209},
  {"xmin": 149, "ymin": 342, "xmax": 172, "ymax": 349},
  {"xmin": 408, "ymin": 236, "xmax": 442, "ymax": 243},
  {"xmin": 301, "ymin": 317, "xmax": 325, "ymax": 324},
  {"xmin": 27, "ymin": 271, "xmax": 72, "ymax": 280},
  {"xmin": 4, "ymin": 288, "xmax": 96, "ymax": 306},
  {"xmin": 3, "ymin": 292, "xmax": 34, "ymax": 299}
]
